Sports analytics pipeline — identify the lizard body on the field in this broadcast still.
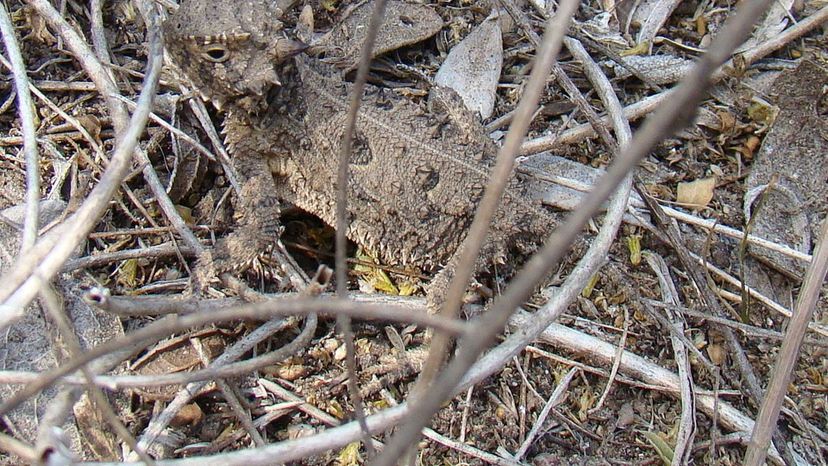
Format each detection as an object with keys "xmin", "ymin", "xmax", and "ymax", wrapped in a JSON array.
[{"xmin": 164, "ymin": 0, "xmax": 558, "ymax": 297}]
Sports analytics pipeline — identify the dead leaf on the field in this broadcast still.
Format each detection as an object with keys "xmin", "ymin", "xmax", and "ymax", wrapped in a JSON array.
[
  {"xmin": 631, "ymin": 0, "xmax": 683, "ymax": 48},
  {"xmin": 627, "ymin": 234, "xmax": 642, "ymax": 265},
  {"xmin": 615, "ymin": 402, "xmax": 635, "ymax": 428},
  {"xmin": 170, "ymin": 403, "xmax": 203, "ymax": 427},
  {"xmin": 610, "ymin": 54, "xmax": 693, "ymax": 84},
  {"xmin": 736, "ymin": 0, "xmax": 794, "ymax": 52},
  {"xmin": 581, "ymin": 273, "xmax": 599, "ymax": 298},
  {"xmin": 117, "ymin": 258, "xmax": 139, "ymax": 288},
  {"xmin": 338, "ymin": 442, "xmax": 362, "ymax": 465},
  {"xmin": 321, "ymin": 0, "xmax": 339, "ymax": 12},
  {"xmin": 642, "ymin": 430, "xmax": 674, "ymax": 465},
  {"xmin": 747, "ymin": 96, "xmax": 777, "ymax": 126},
  {"xmin": 354, "ymin": 248, "xmax": 399, "ymax": 294},
  {"xmin": 275, "ymin": 362, "xmax": 308, "ymax": 381},
  {"xmin": 334, "ymin": 342, "xmax": 347, "ymax": 361},
  {"xmin": 434, "ymin": 11, "xmax": 502, "ymax": 119},
  {"xmin": 676, "ymin": 177, "xmax": 716, "ymax": 210},
  {"xmin": 287, "ymin": 423, "xmax": 316, "ymax": 440},
  {"xmin": 620, "ymin": 41, "xmax": 650, "ymax": 57},
  {"xmin": 706, "ymin": 342, "xmax": 726, "ymax": 366},
  {"xmin": 23, "ymin": 6, "xmax": 56, "ymax": 45},
  {"xmin": 397, "ymin": 280, "xmax": 419, "ymax": 296},
  {"xmin": 73, "ymin": 394, "xmax": 120, "ymax": 460},
  {"xmin": 76, "ymin": 115, "xmax": 102, "ymax": 144},
  {"xmin": 577, "ymin": 389, "xmax": 596, "ymax": 422},
  {"xmin": 579, "ymin": 12, "xmax": 628, "ymax": 48},
  {"xmin": 328, "ymin": 400, "xmax": 346, "ymax": 419},
  {"xmin": 130, "ymin": 330, "xmax": 231, "ymax": 400}
]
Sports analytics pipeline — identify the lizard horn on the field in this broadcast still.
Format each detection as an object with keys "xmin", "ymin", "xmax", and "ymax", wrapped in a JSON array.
[{"xmin": 275, "ymin": 38, "xmax": 308, "ymax": 63}]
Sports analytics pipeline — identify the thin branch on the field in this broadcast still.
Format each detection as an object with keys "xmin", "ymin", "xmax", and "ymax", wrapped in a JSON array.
[
  {"xmin": 537, "ymin": 167, "xmax": 813, "ymax": 264},
  {"xmin": 0, "ymin": 55, "xmax": 107, "ymax": 159},
  {"xmin": 0, "ymin": 432, "xmax": 36, "ymax": 463},
  {"xmin": 62, "ymin": 243, "xmax": 198, "ymax": 272},
  {"xmin": 520, "ymin": 4, "xmax": 828, "ymax": 155},
  {"xmin": 192, "ymin": 340, "xmax": 266, "ymax": 447},
  {"xmin": 515, "ymin": 315, "xmax": 782, "ymax": 464},
  {"xmin": 687, "ymin": 250, "xmax": 828, "ymax": 337},
  {"xmin": 0, "ymin": 296, "xmax": 466, "ymax": 416},
  {"xmin": 644, "ymin": 252, "xmax": 697, "ymax": 465},
  {"xmin": 642, "ymin": 299, "xmax": 828, "ymax": 348},
  {"xmin": 499, "ymin": 0, "xmax": 619, "ymax": 152},
  {"xmin": 34, "ymin": 285, "xmax": 155, "ymax": 464},
  {"xmin": 113, "ymin": 94, "xmax": 218, "ymax": 162},
  {"xmin": 589, "ymin": 306, "xmax": 629, "ymax": 413},
  {"xmin": 334, "ymin": 0, "xmax": 389, "ymax": 455},
  {"xmin": 457, "ymin": 12, "xmax": 634, "ymax": 409},
  {"xmin": 132, "ymin": 315, "xmax": 314, "ymax": 455},
  {"xmin": 420, "ymin": 427, "xmax": 524, "ymax": 465},
  {"xmin": 380, "ymin": 0, "xmax": 775, "ymax": 459},
  {"xmin": 414, "ymin": 0, "xmax": 579, "ymax": 403},
  {"xmin": 69, "ymin": 314, "xmax": 778, "ymax": 466},
  {"xmin": 525, "ymin": 345, "xmax": 718, "ymax": 394},
  {"xmin": 257, "ymin": 378, "xmax": 386, "ymax": 452},
  {"xmin": 635, "ymin": 180, "xmax": 795, "ymax": 459},
  {"xmin": 0, "ymin": 2, "xmax": 39, "ymax": 252},
  {"xmin": 513, "ymin": 367, "xmax": 577, "ymax": 460}
]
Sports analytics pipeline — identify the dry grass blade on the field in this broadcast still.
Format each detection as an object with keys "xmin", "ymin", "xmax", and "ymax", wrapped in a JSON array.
[{"xmin": 744, "ymin": 209, "xmax": 828, "ymax": 464}]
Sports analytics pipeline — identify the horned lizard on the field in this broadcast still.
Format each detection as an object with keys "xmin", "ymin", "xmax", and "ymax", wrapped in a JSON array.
[{"xmin": 164, "ymin": 0, "xmax": 559, "ymax": 297}]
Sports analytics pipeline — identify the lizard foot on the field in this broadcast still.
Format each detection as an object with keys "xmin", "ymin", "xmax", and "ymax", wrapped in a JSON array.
[
  {"xmin": 191, "ymin": 169, "xmax": 285, "ymax": 294},
  {"xmin": 191, "ymin": 225, "xmax": 285, "ymax": 295}
]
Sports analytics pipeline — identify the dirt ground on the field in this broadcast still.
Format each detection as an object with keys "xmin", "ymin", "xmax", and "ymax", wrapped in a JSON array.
[{"xmin": 0, "ymin": 0, "xmax": 826, "ymax": 464}]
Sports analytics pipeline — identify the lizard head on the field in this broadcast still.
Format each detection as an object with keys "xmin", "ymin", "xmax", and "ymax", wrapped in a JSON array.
[{"xmin": 164, "ymin": 0, "xmax": 306, "ymax": 111}]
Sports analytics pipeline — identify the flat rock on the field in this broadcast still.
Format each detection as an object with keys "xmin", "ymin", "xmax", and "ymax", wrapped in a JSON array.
[{"xmin": 744, "ymin": 59, "xmax": 828, "ymax": 279}]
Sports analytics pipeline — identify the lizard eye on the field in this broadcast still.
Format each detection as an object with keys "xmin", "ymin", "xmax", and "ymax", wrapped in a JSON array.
[{"xmin": 201, "ymin": 44, "xmax": 230, "ymax": 63}]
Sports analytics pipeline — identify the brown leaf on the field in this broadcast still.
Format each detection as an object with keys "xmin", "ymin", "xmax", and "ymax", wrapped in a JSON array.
[
  {"xmin": 170, "ymin": 403, "xmax": 204, "ymax": 427},
  {"xmin": 434, "ymin": 11, "xmax": 503, "ymax": 119},
  {"xmin": 706, "ymin": 343, "xmax": 726, "ymax": 366},
  {"xmin": 676, "ymin": 177, "xmax": 716, "ymax": 210},
  {"xmin": 73, "ymin": 394, "xmax": 120, "ymax": 461}
]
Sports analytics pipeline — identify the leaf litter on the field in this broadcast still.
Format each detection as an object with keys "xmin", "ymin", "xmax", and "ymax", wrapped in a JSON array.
[{"xmin": 0, "ymin": 0, "xmax": 826, "ymax": 464}]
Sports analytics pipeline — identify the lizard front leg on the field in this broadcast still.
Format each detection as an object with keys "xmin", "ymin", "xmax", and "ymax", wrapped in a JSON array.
[{"xmin": 193, "ymin": 150, "xmax": 283, "ymax": 292}]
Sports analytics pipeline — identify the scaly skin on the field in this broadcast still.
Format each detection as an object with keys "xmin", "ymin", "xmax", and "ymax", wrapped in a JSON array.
[{"xmin": 164, "ymin": 0, "xmax": 560, "ymax": 395}]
